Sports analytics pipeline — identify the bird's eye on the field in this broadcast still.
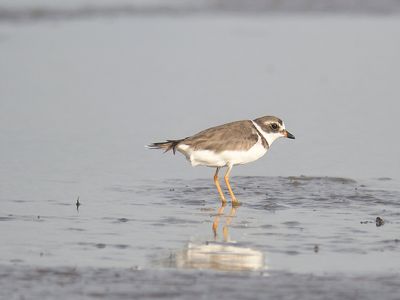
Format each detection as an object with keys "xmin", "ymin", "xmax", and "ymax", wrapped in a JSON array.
[{"xmin": 271, "ymin": 123, "xmax": 278, "ymax": 130}]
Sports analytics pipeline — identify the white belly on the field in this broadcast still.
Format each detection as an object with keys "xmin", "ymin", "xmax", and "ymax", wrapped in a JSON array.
[{"xmin": 177, "ymin": 137, "xmax": 267, "ymax": 167}]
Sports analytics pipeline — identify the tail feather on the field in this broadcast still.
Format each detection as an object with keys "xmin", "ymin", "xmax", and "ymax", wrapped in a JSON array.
[{"xmin": 147, "ymin": 139, "xmax": 183, "ymax": 154}]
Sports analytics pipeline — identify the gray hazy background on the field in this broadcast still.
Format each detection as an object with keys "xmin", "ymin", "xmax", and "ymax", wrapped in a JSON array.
[{"xmin": 1, "ymin": 2, "xmax": 400, "ymax": 189}]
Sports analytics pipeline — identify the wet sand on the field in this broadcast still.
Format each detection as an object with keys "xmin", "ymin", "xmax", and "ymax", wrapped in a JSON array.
[{"xmin": 1, "ymin": 265, "xmax": 400, "ymax": 300}]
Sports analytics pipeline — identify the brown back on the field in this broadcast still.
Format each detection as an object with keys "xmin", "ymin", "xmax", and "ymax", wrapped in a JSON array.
[{"xmin": 180, "ymin": 120, "xmax": 264, "ymax": 153}]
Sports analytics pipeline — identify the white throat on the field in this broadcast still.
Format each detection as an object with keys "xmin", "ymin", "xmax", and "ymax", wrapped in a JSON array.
[{"xmin": 251, "ymin": 120, "xmax": 282, "ymax": 147}]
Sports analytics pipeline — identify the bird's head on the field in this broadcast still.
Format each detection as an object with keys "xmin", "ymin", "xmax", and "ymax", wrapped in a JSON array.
[{"xmin": 253, "ymin": 116, "xmax": 295, "ymax": 146}]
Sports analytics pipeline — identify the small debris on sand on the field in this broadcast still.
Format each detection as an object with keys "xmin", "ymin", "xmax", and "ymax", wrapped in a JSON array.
[
  {"xmin": 376, "ymin": 217, "xmax": 384, "ymax": 227},
  {"xmin": 76, "ymin": 196, "xmax": 81, "ymax": 212}
]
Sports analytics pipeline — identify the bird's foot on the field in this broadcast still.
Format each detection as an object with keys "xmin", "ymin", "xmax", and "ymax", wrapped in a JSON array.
[{"xmin": 231, "ymin": 197, "xmax": 241, "ymax": 207}]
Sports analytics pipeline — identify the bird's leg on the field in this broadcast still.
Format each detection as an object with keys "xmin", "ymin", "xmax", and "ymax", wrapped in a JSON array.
[
  {"xmin": 214, "ymin": 167, "xmax": 227, "ymax": 204},
  {"xmin": 224, "ymin": 165, "xmax": 239, "ymax": 206}
]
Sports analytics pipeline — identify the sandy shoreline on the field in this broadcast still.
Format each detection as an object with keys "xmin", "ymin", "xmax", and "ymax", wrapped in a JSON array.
[{"xmin": 2, "ymin": 265, "xmax": 400, "ymax": 300}]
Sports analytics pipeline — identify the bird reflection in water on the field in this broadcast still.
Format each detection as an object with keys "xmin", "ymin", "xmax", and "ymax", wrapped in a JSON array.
[
  {"xmin": 212, "ymin": 203, "xmax": 236, "ymax": 241},
  {"xmin": 172, "ymin": 203, "xmax": 265, "ymax": 272}
]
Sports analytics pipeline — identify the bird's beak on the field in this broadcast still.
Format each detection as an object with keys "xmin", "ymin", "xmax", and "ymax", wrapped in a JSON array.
[{"xmin": 284, "ymin": 130, "xmax": 295, "ymax": 139}]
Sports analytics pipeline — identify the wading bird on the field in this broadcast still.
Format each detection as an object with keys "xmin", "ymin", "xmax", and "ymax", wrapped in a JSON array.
[{"xmin": 148, "ymin": 116, "xmax": 295, "ymax": 205}]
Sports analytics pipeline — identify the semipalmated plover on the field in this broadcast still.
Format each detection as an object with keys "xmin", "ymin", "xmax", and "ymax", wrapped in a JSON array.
[{"xmin": 148, "ymin": 116, "xmax": 295, "ymax": 205}]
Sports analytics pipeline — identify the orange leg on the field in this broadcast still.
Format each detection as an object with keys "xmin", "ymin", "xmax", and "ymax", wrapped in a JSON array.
[
  {"xmin": 214, "ymin": 167, "xmax": 227, "ymax": 204},
  {"xmin": 224, "ymin": 165, "xmax": 239, "ymax": 206}
]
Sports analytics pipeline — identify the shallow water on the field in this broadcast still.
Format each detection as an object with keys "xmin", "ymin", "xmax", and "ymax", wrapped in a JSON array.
[
  {"xmin": 2, "ymin": 176, "xmax": 400, "ymax": 298},
  {"xmin": 2, "ymin": 176, "xmax": 400, "ymax": 273}
]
